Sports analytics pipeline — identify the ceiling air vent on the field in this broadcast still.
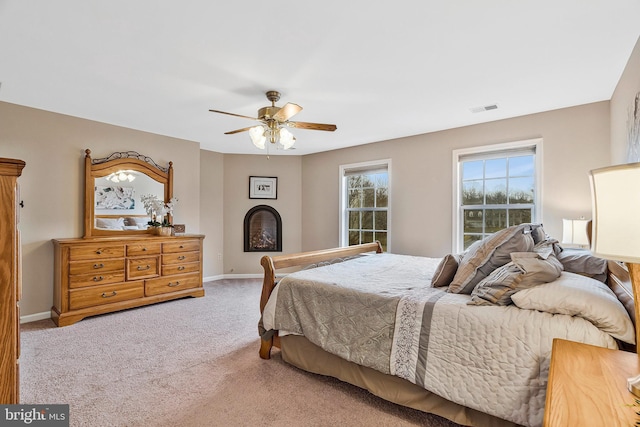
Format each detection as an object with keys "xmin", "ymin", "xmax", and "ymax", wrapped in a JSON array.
[{"xmin": 470, "ymin": 104, "xmax": 498, "ymax": 113}]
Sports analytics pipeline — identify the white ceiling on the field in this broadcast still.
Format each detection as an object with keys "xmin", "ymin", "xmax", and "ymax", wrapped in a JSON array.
[{"xmin": 1, "ymin": 1, "xmax": 639, "ymax": 156}]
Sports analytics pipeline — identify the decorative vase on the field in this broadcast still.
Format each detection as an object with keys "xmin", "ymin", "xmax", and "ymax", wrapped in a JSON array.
[{"xmin": 156, "ymin": 226, "xmax": 172, "ymax": 236}]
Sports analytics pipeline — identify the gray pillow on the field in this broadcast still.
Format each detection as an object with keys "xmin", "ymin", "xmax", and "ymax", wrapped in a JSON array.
[
  {"xmin": 528, "ymin": 223, "xmax": 547, "ymax": 245},
  {"xmin": 556, "ymin": 248, "xmax": 608, "ymax": 282},
  {"xmin": 431, "ymin": 254, "xmax": 460, "ymax": 287},
  {"xmin": 469, "ymin": 251, "xmax": 563, "ymax": 306},
  {"xmin": 448, "ymin": 224, "xmax": 534, "ymax": 294}
]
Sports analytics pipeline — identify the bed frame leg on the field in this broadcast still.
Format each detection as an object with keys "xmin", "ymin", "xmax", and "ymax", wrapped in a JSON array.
[{"xmin": 259, "ymin": 338, "xmax": 273, "ymax": 359}]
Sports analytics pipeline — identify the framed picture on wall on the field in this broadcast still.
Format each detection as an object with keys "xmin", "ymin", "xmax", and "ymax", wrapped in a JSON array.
[{"xmin": 249, "ymin": 176, "xmax": 277, "ymax": 199}]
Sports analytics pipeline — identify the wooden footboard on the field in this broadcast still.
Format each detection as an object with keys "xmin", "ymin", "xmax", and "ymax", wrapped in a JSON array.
[{"xmin": 259, "ymin": 241, "xmax": 383, "ymax": 359}]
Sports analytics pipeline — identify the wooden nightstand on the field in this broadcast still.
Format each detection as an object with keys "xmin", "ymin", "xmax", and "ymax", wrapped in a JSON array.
[{"xmin": 544, "ymin": 338, "xmax": 640, "ymax": 426}]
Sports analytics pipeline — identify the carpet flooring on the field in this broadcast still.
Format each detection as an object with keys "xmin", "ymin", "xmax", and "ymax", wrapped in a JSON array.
[{"xmin": 20, "ymin": 279, "xmax": 461, "ymax": 426}]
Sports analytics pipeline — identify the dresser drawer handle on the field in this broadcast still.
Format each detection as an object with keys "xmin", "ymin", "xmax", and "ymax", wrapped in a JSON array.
[
  {"xmin": 101, "ymin": 291, "xmax": 117, "ymax": 298},
  {"xmin": 137, "ymin": 265, "xmax": 151, "ymax": 271},
  {"xmin": 177, "ymin": 256, "xmax": 186, "ymax": 260},
  {"xmin": 93, "ymin": 263, "xmax": 104, "ymax": 269},
  {"xmin": 179, "ymin": 245, "xmax": 184, "ymax": 249},
  {"xmin": 168, "ymin": 281, "xmax": 181, "ymax": 287},
  {"xmin": 93, "ymin": 276, "xmax": 104, "ymax": 282},
  {"xmin": 177, "ymin": 266, "xmax": 185, "ymax": 271},
  {"xmin": 96, "ymin": 250, "xmax": 102, "ymax": 255},
  {"xmin": 142, "ymin": 247, "xmax": 147, "ymax": 251}
]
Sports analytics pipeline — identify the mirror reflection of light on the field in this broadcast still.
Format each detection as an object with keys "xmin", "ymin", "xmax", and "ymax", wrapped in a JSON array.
[{"xmin": 107, "ymin": 170, "xmax": 137, "ymax": 183}]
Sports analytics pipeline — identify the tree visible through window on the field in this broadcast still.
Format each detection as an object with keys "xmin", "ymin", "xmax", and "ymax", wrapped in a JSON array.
[
  {"xmin": 457, "ymin": 143, "xmax": 538, "ymax": 251},
  {"xmin": 341, "ymin": 162, "xmax": 390, "ymax": 251}
]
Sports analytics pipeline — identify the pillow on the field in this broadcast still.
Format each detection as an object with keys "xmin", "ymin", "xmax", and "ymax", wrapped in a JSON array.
[
  {"xmin": 123, "ymin": 217, "xmax": 151, "ymax": 230},
  {"xmin": 556, "ymin": 248, "xmax": 608, "ymax": 282},
  {"xmin": 511, "ymin": 271, "xmax": 635, "ymax": 344},
  {"xmin": 431, "ymin": 254, "xmax": 460, "ymax": 287},
  {"xmin": 468, "ymin": 251, "xmax": 563, "ymax": 306},
  {"xmin": 448, "ymin": 224, "xmax": 535, "ymax": 294},
  {"xmin": 529, "ymin": 223, "xmax": 547, "ymax": 245},
  {"xmin": 95, "ymin": 217, "xmax": 125, "ymax": 230}
]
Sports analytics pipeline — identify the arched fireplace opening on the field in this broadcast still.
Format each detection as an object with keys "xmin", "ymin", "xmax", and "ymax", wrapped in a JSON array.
[{"xmin": 244, "ymin": 205, "xmax": 282, "ymax": 252}]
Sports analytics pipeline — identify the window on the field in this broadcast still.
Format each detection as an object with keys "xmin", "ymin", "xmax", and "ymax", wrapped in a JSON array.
[
  {"xmin": 340, "ymin": 160, "xmax": 391, "ymax": 251},
  {"xmin": 453, "ymin": 139, "xmax": 542, "ymax": 252}
]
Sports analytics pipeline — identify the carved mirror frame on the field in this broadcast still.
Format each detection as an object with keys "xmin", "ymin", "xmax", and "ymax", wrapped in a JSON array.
[{"xmin": 84, "ymin": 149, "xmax": 173, "ymax": 237}]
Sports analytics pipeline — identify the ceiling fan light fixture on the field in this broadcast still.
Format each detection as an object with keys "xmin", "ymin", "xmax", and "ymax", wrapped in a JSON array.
[
  {"xmin": 249, "ymin": 125, "xmax": 267, "ymax": 149},
  {"xmin": 209, "ymin": 90, "xmax": 336, "ymax": 153},
  {"xmin": 279, "ymin": 128, "xmax": 296, "ymax": 150}
]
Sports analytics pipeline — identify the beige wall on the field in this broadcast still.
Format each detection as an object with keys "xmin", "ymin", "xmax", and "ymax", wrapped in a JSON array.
[
  {"xmin": 222, "ymin": 154, "xmax": 302, "ymax": 275},
  {"xmin": 611, "ymin": 36, "xmax": 640, "ymax": 164},
  {"xmin": 301, "ymin": 102, "xmax": 610, "ymax": 257},
  {"xmin": 200, "ymin": 149, "xmax": 225, "ymax": 277},
  {"xmin": 0, "ymin": 101, "xmax": 205, "ymax": 317}
]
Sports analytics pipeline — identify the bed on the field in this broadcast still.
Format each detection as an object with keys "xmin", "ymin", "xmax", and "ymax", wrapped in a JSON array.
[{"xmin": 258, "ymin": 224, "xmax": 636, "ymax": 427}]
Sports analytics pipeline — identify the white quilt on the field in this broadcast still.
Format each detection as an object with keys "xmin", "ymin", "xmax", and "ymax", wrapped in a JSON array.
[{"xmin": 262, "ymin": 253, "xmax": 619, "ymax": 427}]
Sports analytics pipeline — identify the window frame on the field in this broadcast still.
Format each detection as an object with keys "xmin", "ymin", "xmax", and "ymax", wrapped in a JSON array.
[
  {"xmin": 339, "ymin": 159, "xmax": 392, "ymax": 251},
  {"xmin": 452, "ymin": 138, "xmax": 543, "ymax": 253}
]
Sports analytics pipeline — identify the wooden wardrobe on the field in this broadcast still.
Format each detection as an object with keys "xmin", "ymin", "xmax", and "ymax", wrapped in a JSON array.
[{"xmin": 0, "ymin": 157, "xmax": 25, "ymax": 404}]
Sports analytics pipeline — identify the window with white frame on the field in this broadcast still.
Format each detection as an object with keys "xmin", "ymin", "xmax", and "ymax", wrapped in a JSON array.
[
  {"xmin": 340, "ymin": 160, "xmax": 390, "ymax": 251},
  {"xmin": 453, "ymin": 139, "xmax": 542, "ymax": 252}
]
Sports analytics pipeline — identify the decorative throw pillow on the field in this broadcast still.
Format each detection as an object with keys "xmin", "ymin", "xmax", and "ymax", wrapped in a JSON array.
[
  {"xmin": 431, "ymin": 254, "xmax": 460, "ymax": 287},
  {"xmin": 468, "ymin": 251, "xmax": 563, "ymax": 306},
  {"xmin": 512, "ymin": 271, "xmax": 635, "ymax": 344},
  {"xmin": 448, "ymin": 224, "xmax": 534, "ymax": 294}
]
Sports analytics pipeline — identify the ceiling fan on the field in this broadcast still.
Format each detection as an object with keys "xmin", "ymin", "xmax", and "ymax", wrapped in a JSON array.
[{"xmin": 209, "ymin": 90, "xmax": 337, "ymax": 150}]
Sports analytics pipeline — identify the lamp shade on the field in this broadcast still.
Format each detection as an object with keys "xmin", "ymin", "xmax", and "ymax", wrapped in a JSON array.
[
  {"xmin": 279, "ymin": 128, "xmax": 295, "ymax": 150},
  {"xmin": 562, "ymin": 218, "xmax": 590, "ymax": 246},
  {"xmin": 249, "ymin": 126, "xmax": 266, "ymax": 149},
  {"xmin": 590, "ymin": 162, "xmax": 640, "ymax": 263}
]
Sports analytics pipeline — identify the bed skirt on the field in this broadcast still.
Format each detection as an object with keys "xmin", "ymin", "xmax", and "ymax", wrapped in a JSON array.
[{"xmin": 280, "ymin": 335, "xmax": 518, "ymax": 427}]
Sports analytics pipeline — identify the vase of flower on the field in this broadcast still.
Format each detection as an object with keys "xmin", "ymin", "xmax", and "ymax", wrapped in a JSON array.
[{"xmin": 141, "ymin": 194, "xmax": 178, "ymax": 236}]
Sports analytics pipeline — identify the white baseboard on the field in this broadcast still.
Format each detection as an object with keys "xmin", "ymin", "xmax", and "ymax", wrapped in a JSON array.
[
  {"xmin": 205, "ymin": 273, "xmax": 286, "ymax": 281},
  {"xmin": 203, "ymin": 274, "xmax": 226, "ymax": 282},
  {"xmin": 20, "ymin": 311, "xmax": 51, "ymax": 324}
]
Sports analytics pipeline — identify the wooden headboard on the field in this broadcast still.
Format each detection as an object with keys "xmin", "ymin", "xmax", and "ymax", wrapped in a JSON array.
[{"xmin": 607, "ymin": 260, "xmax": 636, "ymax": 352}]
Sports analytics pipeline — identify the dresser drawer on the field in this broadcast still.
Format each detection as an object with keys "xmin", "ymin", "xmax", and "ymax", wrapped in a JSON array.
[
  {"xmin": 69, "ymin": 244, "xmax": 125, "ymax": 261},
  {"xmin": 145, "ymin": 273, "xmax": 201, "ymax": 296},
  {"xmin": 126, "ymin": 242, "xmax": 161, "ymax": 257},
  {"xmin": 162, "ymin": 261, "xmax": 200, "ymax": 276},
  {"xmin": 162, "ymin": 251, "xmax": 200, "ymax": 265},
  {"xmin": 69, "ymin": 271, "xmax": 126, "ymax": 289},
  {"xmin": 69, "ymin": 281, "xmax": 144, "ymax": 310},
  {"xmin": 69, "ymin": 258, "xmax": 125, "ymax": 275},
  {"xmin": 162, "ymin": 240, "xmax": 200, "ymax": 254},
  {"xmin": 126, "ymin": 256, "xmax": 160, "ymax": 280}
]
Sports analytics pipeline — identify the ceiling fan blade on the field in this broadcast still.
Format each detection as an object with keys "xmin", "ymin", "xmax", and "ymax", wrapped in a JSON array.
[
  {"xmin": 209, "ymin": 109, "xmax": 258, "ymax": 120},
  {"xmin": 273, "ymin": 103, "xmax": 302, "ymax": 122},
  {"xmin": 289, "ymin": 121, "xmax": 337, "ymax": 132},
  {"xmin": 224, "ymin": 127, "xmax": 254, "ymax": 135}
]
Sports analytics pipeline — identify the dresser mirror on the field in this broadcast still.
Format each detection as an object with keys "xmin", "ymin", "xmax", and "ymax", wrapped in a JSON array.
[{"xmin": 83, "ymin": 149, "xmax": 173, "ymax": 237}]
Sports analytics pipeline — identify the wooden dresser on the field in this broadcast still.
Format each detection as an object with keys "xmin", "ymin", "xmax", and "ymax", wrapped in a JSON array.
[
  {"xmin": 0, "ymin": 157, "xmax": 25, "ymax": 404},
  {"xmin": 52, "ymin": 234, "xmax": 205, "ymax": 326}
]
